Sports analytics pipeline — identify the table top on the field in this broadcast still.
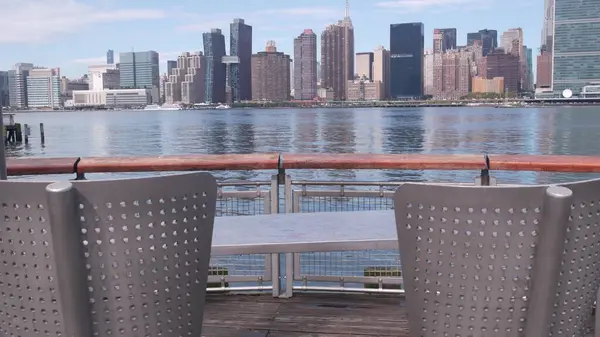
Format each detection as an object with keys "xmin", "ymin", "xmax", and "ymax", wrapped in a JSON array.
[{"xmin": 211, "ymin": 210, "xmax": 398, "ymax": 255}]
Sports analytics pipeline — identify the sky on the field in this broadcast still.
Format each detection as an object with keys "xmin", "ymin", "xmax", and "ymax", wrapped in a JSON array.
[{"xmin": 0, "ymin": 0, "xmax": 543, "ymax": 78}]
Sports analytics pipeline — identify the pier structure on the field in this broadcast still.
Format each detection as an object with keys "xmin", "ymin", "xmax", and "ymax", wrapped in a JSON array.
[{"xmin": 2, "ymin": 153, "xmax": 600, "ymax": 336}]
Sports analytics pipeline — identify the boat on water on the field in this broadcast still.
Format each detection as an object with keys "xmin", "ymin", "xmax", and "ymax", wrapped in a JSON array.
[
  {"xmin": 143, "ymin": 103, "xmax": 184, "ymax": 111},
  {"xmin": 215, "ymin": 103, "xmax": 231, "ymax": 110},
  {"xmin": 144, "ymin": 104, "xmax": 161, "ymax": 110}
]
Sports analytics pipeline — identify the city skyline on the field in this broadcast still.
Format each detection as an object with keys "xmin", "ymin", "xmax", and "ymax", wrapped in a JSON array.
[{"xmin": 0, "ymin": 0, "xmax": 543, "ymax": 78}]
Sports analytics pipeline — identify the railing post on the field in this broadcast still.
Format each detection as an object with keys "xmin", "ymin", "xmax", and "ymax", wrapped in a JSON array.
[
  {"xmin": 0, "ymin": 106, "xmax": 6, "ymax": 180},
  {"xmin": 45, "ymin": 181, "xmax": 93, "ymax": 337}
]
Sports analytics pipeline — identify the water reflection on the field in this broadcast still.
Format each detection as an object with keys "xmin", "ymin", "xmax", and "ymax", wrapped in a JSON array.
[{"xmin": 7, "ymin": 106, "xmax": 600, "ymax": 184}]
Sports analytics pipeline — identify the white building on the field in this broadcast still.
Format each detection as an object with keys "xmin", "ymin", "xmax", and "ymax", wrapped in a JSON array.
[
  {"xmin": 26, "ymin": 68, "xmax": 62, "ymax": 108},
  {"xmin": 88, "ymin": 64, "xmax": 120, "ymax": 91},
  {"xmin": 72, "ymin": 89, "xmax": 151, "ymax": 107},
  {"xmin": 165, "ymin": 52, "xmax": 205, "ymax": 104},
  {"xmin": 423, "ymin": 49, "xmax": 434, "ymax": 96}
]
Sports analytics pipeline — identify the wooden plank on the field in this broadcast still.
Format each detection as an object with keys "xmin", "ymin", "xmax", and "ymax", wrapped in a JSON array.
[
  {"xmin": 77, "ymin": 153, "xmax": 280, "ymax": 173},
  {"xmin": 6, "ymin": 157, "xmax": 78, "ymax": 175},
  {"xmin": 201, "ymin": 293, "xmax": 409, "ymax": 337},
  {"xmin": 268, "ymin": 293, "xmax": 409, "ymax": 336}
]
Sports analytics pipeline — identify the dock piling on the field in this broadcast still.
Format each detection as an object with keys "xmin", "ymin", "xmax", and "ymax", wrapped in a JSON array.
[
  {"xmin": 24, "ymin": 124, "xmax": 29, "ymax": 144},
  {"xmin": 40, "ymin": 123, "xmax": 45, "ymax": 144}
]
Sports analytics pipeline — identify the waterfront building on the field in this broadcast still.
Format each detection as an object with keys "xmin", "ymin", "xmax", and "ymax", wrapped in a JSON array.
[
  {"xmin": 372, "ymin": 46, "xmax": 391, "ymax": 100},
  {"xmin": 432, "ymin": 50, "xmax": 471, "ymax": 100},
  {"xmin": 423, "ymin": 50, "xmax": 434, "ymax": 96},
  {"xmin": 537, "ymin": 52, "xmax": 552, "ymax": 88},
  {"xmin": 26, "ymin": 68, "xmax": 61, "ymax": 108},
  {"xmin": 472, "ymin": 76, "xmax": 505, "ymax": 94},
  {"xmin": 106, "ymin": 49, "xmax": 114, "ymax": 64},
  {"xmin": 60, "ymin": 77, "xmax": 89, "ymax": 101},
  {"xmin": 72, "ymin": 89, "xmax": 151, "ymax": 107},
  {"xmin": 165, "ymin": 52, "xmax": 205, "ymax": 104},
  {"xmin": 251, "ymin": 41, "xmax": 291, "ymax": 101},
  {"xmin": 484, "ymin": 51, "xmax": 520, "ymax": 93},
  {"xmin": 118, "ymin": 51, "xmax": 159, "ymax": 89},
  {"xmin": 500, "ymin": 28, "xmax": 525, "ymax": 90},
  {"xmin": 355, "ymin": 52, "xmax": 374, "ymax": 80},
  {"xmin": 321, "ymin": 1, "xmax": 354, "ymax": 100},
  {"xmin": 88, "ymin": 64, "xmax": 119, "ymax": 91},
  {"xmin": 230, "ymin": 18, "xmax": 253, "ymax": 102},
  {"xmin": 203, "ymin": 29, "xmax": 227, "ymax": 103},
  {"xmin": 390, "ymin": 22, "xmax": 424, "ymax": 99},
  {"xmin": 0, "ymin": 71, "xmax": 9, "ymax": 107},
  {"xmin": 552, "ymin": 0, "xmax": 600, "ymax": 94},
  {"xmin": 433, "ymin": 28, "xmax": 457, "ymax": 54},
  {"xmin": 293, "ymin": 29, "xmax": 318, "ymax": 100},
  {"xmin": 347, "ymin": 76, "xmax": 383, "ymax": 101},
  {"xmin": 8, "ymin": 63, "xmax": 34, "ymax": 109}
]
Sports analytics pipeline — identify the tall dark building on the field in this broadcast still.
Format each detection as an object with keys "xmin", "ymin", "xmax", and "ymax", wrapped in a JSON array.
[
  {"xmin": 390, "ymin": 22, "xmax": 424, "ymax": 99},
  {"xmin": 230, "ymin": 18, "xmax": 253, "ymax": 101},
  {"xmin": 203, "ymin": 28, "xmax": 227, "ymax": 103},
  {"xmin": 467, "ymin": 29, "xmax": 497, "ymax": 56},
  {"xmin": 433, "ymin": 28, "xmax": 457, "ymax": 53},
  {"xmin": 107, "ymin": 49, "xmax": 114, "ymax": 64},
  {"xmin": 0, "ymin": 71, "xmax": 9, "ymax": 107},
  {"xmin": 166, "ymin": 60, "xmax": 177, "ymax": 76}
]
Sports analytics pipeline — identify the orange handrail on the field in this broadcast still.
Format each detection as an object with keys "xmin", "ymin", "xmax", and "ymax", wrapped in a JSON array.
[{"xmin": 5, "ymin": 153, "xmax": 600, "ymax": 176}]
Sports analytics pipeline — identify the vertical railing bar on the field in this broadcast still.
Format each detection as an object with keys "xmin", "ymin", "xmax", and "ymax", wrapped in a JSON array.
[
  {"xmin": 284, "ymin": 252, "xmax": 294, "ymax": 298},
  {"xmin": 271, "ymin": 253, "xmax": 280, "ymax": 297}
]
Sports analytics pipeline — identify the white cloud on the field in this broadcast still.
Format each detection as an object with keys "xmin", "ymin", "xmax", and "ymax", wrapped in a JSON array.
[
  {"xmin": 0, "ymin": 0, "xmax": 165, "ymax": 43},
  {"xmin": 376, "ymin": 0, "xmax": 478, "ymax": 11},
  {"xmin": 72, "ymin": 51, "xmax": 188, "ymax": 65}
]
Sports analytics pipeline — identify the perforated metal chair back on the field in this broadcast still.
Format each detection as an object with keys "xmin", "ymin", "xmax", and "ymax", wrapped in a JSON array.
[
  {"xmin": 0, "ymin": 172, "xmax": 218, "ymax": 337},
  {"xmin": 551, "ymin": 178, "xmax": 600, "ymax": 336},
  {"xmin": 393, "ymin": 183, "xmax": 573, "ymax": 337},
  {"xmin": 0, "ymin": 181, "xmax": 67, "ymax": 337}
]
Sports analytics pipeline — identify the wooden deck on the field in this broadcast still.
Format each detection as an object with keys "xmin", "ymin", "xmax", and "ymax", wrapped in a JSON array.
[{"xmin": 201, "ymin": 292, "xmax": 409, "ymax": 337}]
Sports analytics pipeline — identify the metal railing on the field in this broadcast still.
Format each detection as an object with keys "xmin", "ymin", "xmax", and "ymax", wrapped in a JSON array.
[{"xmin": 4, "ymin": 153, "xmax": 600, "ymax": 295}]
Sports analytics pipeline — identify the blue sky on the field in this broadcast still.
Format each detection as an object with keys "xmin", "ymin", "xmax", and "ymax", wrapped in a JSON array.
[{"xmin": 0, "ymin": 0, "xmax": 542, "ymax": 78}]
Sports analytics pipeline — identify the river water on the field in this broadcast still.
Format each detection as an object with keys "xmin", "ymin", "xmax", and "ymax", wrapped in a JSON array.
[{"xmin": 7, "ymin": 106, "xmax": 600, "ymax": 184}]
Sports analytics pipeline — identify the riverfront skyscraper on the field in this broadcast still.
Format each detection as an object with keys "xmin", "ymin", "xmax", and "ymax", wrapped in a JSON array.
[
  {"xmin": 321, "ymin": 0, "xmax": 354, "ymax": 100},
  {"xmin": 552, "ymin": 0, "xmax": 600, "ymax": 94},
  {"xmin": 390, "ymin": 22, "xmax": 424, "ymax": 98},
  {"xmin": 118, "ymin": 51, "xmax": 159, "ymax": 89},
  {"xmin": 203, "ymin": 29, "xmax": 227, "ymax": 103},
  {"xmin": 230, "ymin": 18, "xmax": 252, "ymax": 102},
  {"xmin": 293, "ymin": 29, "xmax": 318, "ymax": 100}
]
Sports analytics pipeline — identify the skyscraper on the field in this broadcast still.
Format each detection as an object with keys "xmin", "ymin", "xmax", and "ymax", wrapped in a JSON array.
[
  {"xmin": 26, "ymin": 68, "xmax": 61, "ymax": 108},
  {"xmin": 0, "ymin": 71, "xmax": 9, "ymax": 107},
  {"xmin": 166, "ymin": 60, "xmax": 177, "ymax": 75},
  {"xmin": 433, "ymin": 28, "xmax": 457, "ymax": 53},
  {"xmin": 118, "ymin": 51, "xmax": 160, "ymax": 89},
  {"xmin": 552, "ymin": 0, "xmax": 600, "ymax": 95},
  {"xmin": 107, "ymin": 49, "xmax": 114, "ymax": 64},
  {"xmin": 373, "ymin": 46, "xmax": 391, "ymax": 99},
  {"xmin": 293, "ymin": 29, "xmax": 318, "ymax": 100},
  {"xmin": 389, "ymin": 22, "xmax": 424, "ymax": 99},
  {"xmin": 251, "ymin": 41, "xmax": 291, "ymax": 101},
  {"xmin": 355, "ymin": 52, "xmax": 374, "ymax": 80},
  {"xmin": 321, "ymin": 0, "xmax": 354, "ymax": 100},
  {"xmin": 165, "ymin": 52, "xmax": 205, "ymax": 104},
  {"xmin": 467, "ymin": 29, "xmax": 497, "ymax": 56},
  {"xmin": 8, "ymin": 63, "xmax": 34, "ymax": 109},
  {"xmin": 230, "ymin": 18, "xmax": 253, "ymax": 101},
  {"xmin": 203, "ymin": 28, "xmax": 227, "ymax": 103}
]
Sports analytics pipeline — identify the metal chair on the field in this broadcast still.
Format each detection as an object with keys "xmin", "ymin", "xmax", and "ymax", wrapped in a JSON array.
[
  {"xmin": 393, "ymin": 183, "xmax": 574, "ymax": 337},
  {"xmin": 0, "ymin": 172, "xmax": 218, "ymax": 337}
]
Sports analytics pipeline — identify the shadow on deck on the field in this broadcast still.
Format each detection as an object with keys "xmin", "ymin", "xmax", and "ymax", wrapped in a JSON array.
[{"xmin": 202, "ymin": 293, "xmax": 409, "ymax": 336}]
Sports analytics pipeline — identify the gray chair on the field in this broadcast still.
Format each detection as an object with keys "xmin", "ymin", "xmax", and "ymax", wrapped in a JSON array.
[
  {"xmin": 393, "ymin": 183, "xmax": 582, "ymax": 337},
  {"xmin": 0, "ymin": 172, "xmax": 218, "ymax": 337}
]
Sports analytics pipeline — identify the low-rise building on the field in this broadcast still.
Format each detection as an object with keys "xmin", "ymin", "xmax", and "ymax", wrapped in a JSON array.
[
  {"xmin": 72, "ymin": 89, "xmax": 151, "ymax": 107},
  {"xmin": 347, "ymin": 77, "xmax": 383, "ymax": 100},
  {"xmin": 472, "ymin": 76, "xmax": 505, "ymax": 94}
]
